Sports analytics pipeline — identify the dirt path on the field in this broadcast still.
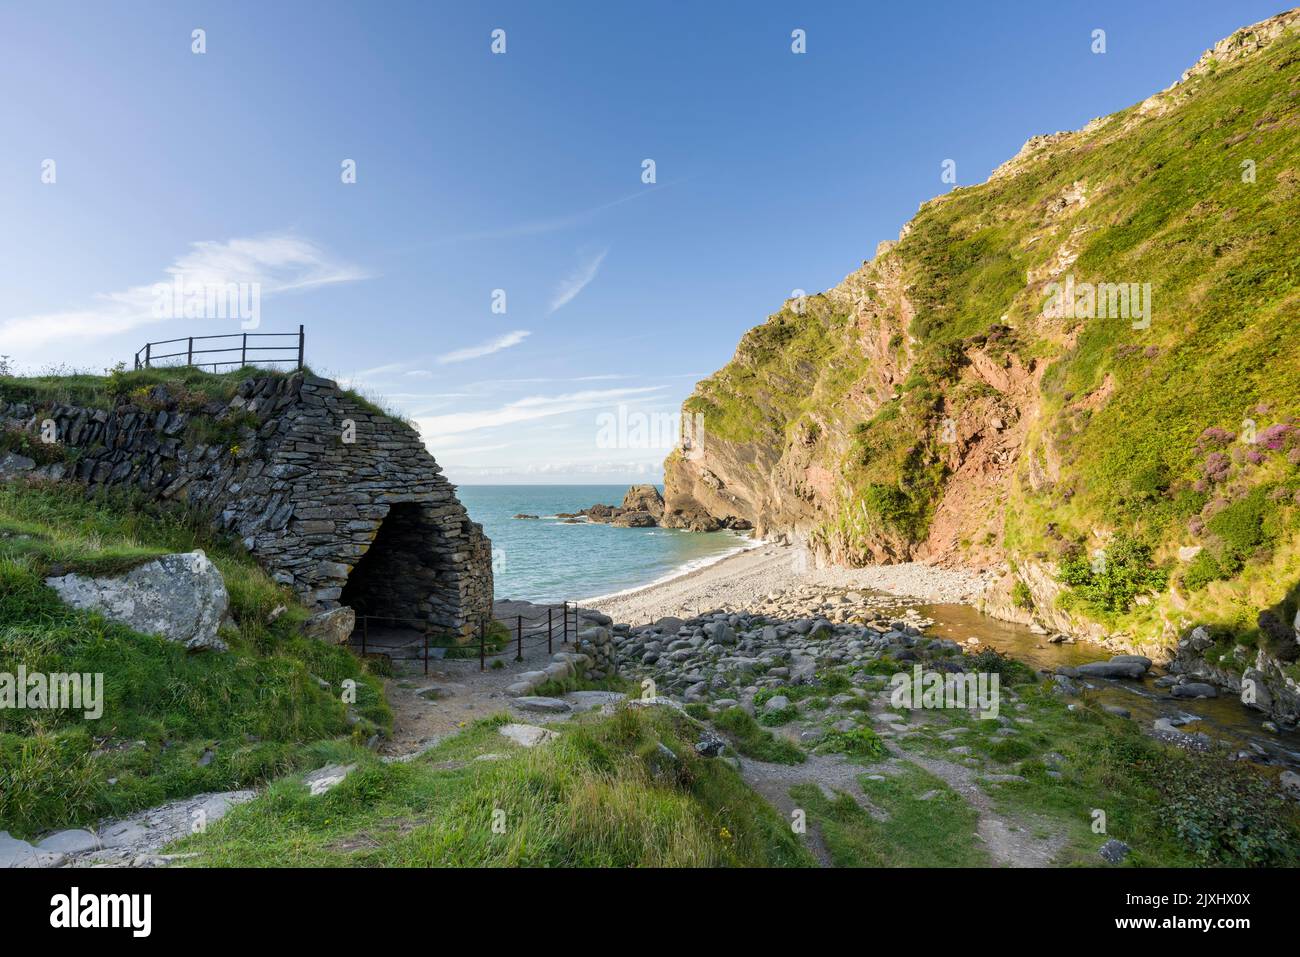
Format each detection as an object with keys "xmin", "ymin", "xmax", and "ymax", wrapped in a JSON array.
[
  {"xmin": 375, "ymin": 599, "xmax": 583, "ymax": 757},
  {"xmin": 898, "ymin": 747, "xmax": 1067, "ymax": 867},
  {"xmin": 737, "ymin": 752, "xmax": 890, "ymax": 867}
]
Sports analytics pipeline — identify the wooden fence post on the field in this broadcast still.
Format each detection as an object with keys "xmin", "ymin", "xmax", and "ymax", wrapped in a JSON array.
[
  {"xmin": 297, "ymin": 324, "xmax": 305, "ymax": 370},
  {"xmin": 515, "ymin": 615, "xmax": 523, "ymax": 662},
  {"xmin": 480, "ymin": 616, "xmax": 486, "ymax": 671}
]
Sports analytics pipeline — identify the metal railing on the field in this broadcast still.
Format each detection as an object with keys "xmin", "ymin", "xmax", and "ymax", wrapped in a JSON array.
[
  {"xmin": 133, "ymin": 325, "xmax": 304, "ymax": 372},
  {"xmin": 352, "ymin": 602, "xmax": 578, "ymax": 674}
]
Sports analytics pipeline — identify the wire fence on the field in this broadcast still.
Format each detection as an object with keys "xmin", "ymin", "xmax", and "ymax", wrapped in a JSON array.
[{"xmin": 351, "ymin": 603, "xmax": 578, "ymax": 674}]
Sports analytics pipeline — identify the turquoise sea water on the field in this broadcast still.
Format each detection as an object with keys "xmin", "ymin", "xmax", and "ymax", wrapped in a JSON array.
[{"xmin": 457, "ymin": 485, "xmax": 753, "ymax": 604}]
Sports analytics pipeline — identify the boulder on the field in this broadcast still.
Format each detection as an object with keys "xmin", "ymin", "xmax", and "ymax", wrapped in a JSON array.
[
  {"xmin": 0, "ymin": 451, "xmax": 37, "ymax": 478},
  {"xmin": 1099, "ymin": 839, "xmax": 1132, "ymax": 864},
  {"xmin": 44, "ymin": 550, "xmax": 229, "ymax": 652},
  {"xmin": 498, "ymin": 724, "xmax": 559, "ymax": 747},
  {"xmin": 304, "ymin": 763, "xmax": 356, "ymax": 796},
  {"xmin": 302, "ymin": 606, "xmax": 355, "ymax": 644},
  {"xmin": 612, "ymin": 510, "xmax": 656, "ymax": 527},
  {"xmin": 1171, "ymin": 682, "xmax": 1218, "ymax": 699},
  {"xmin": 0, "ymin": 831, "xmax": 40, "ymax": 868},
  {"xmin": 36, "ymin": 829, "xmax": 100, "ymax": 855},
  {"xmin": 512, "ymin": 696, "xmax": 572, "ymax": 714},
  {"xmin": 704, "ymin": 621, "xmax": 737, "ymax": 646},
  {"xmin": 695, "ymin": 731, "xmax": 726, "ymax": 758},
  {"xmin": 620, "ymin": 484, "xmax": 665, "ymax": 520},
  {"xmin": 1109, "ymin": 654, "xmax": 1152, "ymax": 670},
  {"xmin": 1075, "ymin": 661, "xmax": 1146, "ymax": 679}
]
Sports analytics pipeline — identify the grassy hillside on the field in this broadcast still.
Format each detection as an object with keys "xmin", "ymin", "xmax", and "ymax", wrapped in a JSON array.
[
  {"xmin": 671, "ymin": 13, "xmax": 1300, "ymax": 656},
  {"xmin": 170, "ymin": 706, "xmax": 813, "ymax": 867},
  {"xmin": 0, "ymin": 480, "xmax": 390, "ymax": 838}
]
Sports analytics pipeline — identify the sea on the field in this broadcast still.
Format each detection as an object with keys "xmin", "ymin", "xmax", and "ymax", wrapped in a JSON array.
[{"xmin": 457, "ymin": 485, "xmax": 756, "ymax": 604}]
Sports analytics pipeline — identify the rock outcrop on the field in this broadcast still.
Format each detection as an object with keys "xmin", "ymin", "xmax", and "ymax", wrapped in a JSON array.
[
  {"xmin": 45, "ymin": 550, "xmax": 230, "ymax": 652},
  {"xmin": 566, "ymin": 483, "xmax": 752, "ymax": 532}
]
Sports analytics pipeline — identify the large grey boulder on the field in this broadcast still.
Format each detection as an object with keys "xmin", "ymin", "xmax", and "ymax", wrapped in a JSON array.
[
  {"xmin": 0, "ymin": 451, "xmax": 36, "ymax": 479},
  {"xmin": 302, "ymin": 606, "xmax": 355, "ymax": 644},
  {"xmin": 45, "ymin": 550, "xmax": 229, "ymax": 652},
  {"xmin": 498, "ymin": 724, "xmax": 558, "ymax": 747},
  {"xmin": 1075, "ymin": 660, "xmax": 1147, "ymax": 679},
  {"xmin": 304, "ymin": 763, "xmax": 356, "ymax": 796}
]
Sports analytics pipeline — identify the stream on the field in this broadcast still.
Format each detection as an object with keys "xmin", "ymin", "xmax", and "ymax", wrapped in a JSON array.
[{"xmin": 917, "ymin": 602, "xmax": 1300, "ymax": 772}]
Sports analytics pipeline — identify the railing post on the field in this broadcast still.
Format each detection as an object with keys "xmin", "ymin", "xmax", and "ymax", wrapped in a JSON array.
[
  {"xmin": 144, "ymin": 343, "xmax": 151, "ymax": 369},
  {"xmin": 241, "ymin": 333, "xmax": 247, "ymax": 368},
  {"xmin": 423, "ymin": 622, "xmax": 430, "ymax": 676},
  {"xmin": 298, "ymin": 324, "xmax": 305, "ymax": 370},
  {"xmin": 186, "ymin": 337, "xmax": 193, "ymax": 367},
  {"xmin": 548, "ymin": 607, "xmax": 553, "ymax": 655},
  {"xmin": 361, "ymin": 616, "xmax": 368, "ymax": 657},
  {"xmin": 479, "ymin": 616, "xmax": 486, "ymax": 671},
  {"xmin": 516, "ymin": 614, "xmax": 523, "ymax": 662}
]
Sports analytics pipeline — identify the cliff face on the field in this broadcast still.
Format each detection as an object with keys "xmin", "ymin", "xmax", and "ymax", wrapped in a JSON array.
[{"xmin": 666, "ymin": 10, "xmax": 1300, "ymax": 663}]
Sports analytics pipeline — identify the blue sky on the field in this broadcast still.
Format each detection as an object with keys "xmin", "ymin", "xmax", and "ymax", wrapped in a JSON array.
[{"xmin": 0, "ymin": 0, "xmax": 1283, "ymax": 483}]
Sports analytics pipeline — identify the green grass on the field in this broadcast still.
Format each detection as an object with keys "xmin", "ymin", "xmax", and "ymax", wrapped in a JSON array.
[
  {"xmin": 0, "ymin": 481, "xmax": 389, "ymax": 839},
  {"xmin": 896, "ymin": 680, "xmax": 1300, "ymax": 867},
  {"xmin": 0, "ymin": 364, "xmax": 278, "ymax": 412},
  {"xmin": 791, "ymin": 764, "xmax": 989, "ymax": 867},
  {"xmin": 816, "ymin": 726, "xmax": 887, "ymax": 761},
  {"xmin": 713, "ymin": 707, "xmax": 805, "ymax": 764},
  {"xmin": 171, "ymin": 707, "xmax": 815, "ymax": 867}
]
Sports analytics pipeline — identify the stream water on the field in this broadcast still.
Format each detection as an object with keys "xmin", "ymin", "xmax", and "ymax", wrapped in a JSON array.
[{"xmin": 918, "ymin": 602, "xmax": 1300, "ymax": 772}]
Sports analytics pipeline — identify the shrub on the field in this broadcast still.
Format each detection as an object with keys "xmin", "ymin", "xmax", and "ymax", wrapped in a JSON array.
[
  {"xmin": 1057, "ymin": 536, "xmax": 1168, "ymax": 615},
  {"xmin": 1180, "ymin": 550, "xmax": 1226, "ymax": 591},
  {"xmin": 817, "ymin": 727, "xmax": 887, "ymax": 760}
]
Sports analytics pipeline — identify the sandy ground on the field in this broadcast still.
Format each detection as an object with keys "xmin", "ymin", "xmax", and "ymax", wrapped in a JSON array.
[{"xmin": 584, "ymin": 542, "xmax": 993, "ymax": 626}]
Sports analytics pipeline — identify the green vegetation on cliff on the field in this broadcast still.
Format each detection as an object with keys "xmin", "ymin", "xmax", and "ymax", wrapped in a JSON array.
[{"xmin": 672, "ymin": 16, "xmax": 1300, "ymax": 648}]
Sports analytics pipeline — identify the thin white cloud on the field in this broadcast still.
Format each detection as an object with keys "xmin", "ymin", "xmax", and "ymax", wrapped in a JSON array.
[
  {"xmin": 548, "ymin": 248, "xmax": 607, "ymax": 314},
  {"xmin": 443, "ymin": 186, "xmax": 669, "ymax": 243},
  {"xmin": 435, "ymin": 329, "xmax": 531, "ymax": 365},
  {"xmin": 416, "ymin": 386, "xmax": 665, "ymax": 441},
  {"xmin": 0, "ymin": 234, "xmax": 368, "ymax": 350}
]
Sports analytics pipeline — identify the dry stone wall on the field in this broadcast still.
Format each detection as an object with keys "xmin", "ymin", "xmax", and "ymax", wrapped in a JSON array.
[{"xmin": 0, "ymin": 372, "xmax": 493, "ymax": 638}]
